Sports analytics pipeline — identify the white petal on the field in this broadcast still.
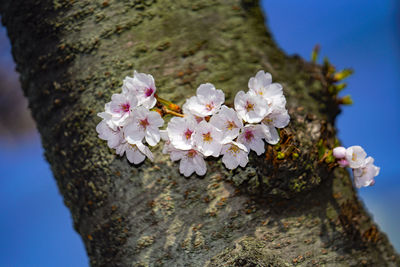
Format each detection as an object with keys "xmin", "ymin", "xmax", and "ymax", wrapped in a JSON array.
[
  {"xmin": 126, "ymin": 145, "xmax": 146, "ymax": 164},
  {"xmin": 193, "ymin": 154, "xmax": 207, "ymax": 176},
  {"xmin": 136, "ymin": 142, "xmax": 154, "ymax": 162},
  {"xmin": 222, "ymin": 153, "xmax": 239, "ymax": 170},
  {"xmin": 249, "ymin": 137, "xmax": 265, "ymax": 156},
  {"xmin": 272, "ymin": 109, "xmax": 290, "ymax": 128},
  {"xmin": 124, "ymin": 122, "xmax": 145, "ymax": 144},
  {"xmin": 180, "ymin": 157, "xmax": 195, "ymax": 177},
  {"xmin": 265, "ymin": 83, "xmax": 283, "ymax": 99},
  {"xmin": 261, "ymin": 124, "xmax": 279, "ymax": 145},
  {"xmin": 145, "ymin": 127, "xmax": 161, "ymax": 146},
  {"xmin": 170, "ymin": 149, "xmax": 184, "ymax": 161},
  {"xmin": 148, "ymin": 111, "xmax": 164, "ymax": 127}
]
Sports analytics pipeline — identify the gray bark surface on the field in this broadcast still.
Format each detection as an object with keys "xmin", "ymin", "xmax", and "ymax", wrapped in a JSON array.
[{"xmin": 1, "ymin": 0, "xmax": 398, "ymax": 266}]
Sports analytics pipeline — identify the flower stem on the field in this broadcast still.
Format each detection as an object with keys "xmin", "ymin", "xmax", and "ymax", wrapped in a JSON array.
[
  {"xmin": 162, "ymin": 106, "xmax": 184, "ymax": 117},
  {"xmin": 155, "ymin": 94, "xmax": 182, "ymax": 112}
]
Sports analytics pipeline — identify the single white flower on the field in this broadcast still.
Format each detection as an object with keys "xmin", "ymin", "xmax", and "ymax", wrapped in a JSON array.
[
  {"xmin": 182, "ymin": 83, "xmax": 225, "ymax": 117},
  {"xmin": 234, "ymin": 91, "xmax": 269, "ymax": 123},
  {"xmin": 170, "ymin": 148, "xmax": 207, "ymax": 177},
  {"xmin": 105, "ymin": 93, "xmax": 138, "ymax": 127},
  {"xmin": 248, "ymin": 70, "xmax": 286, "ymax": 111},
  {"xmin": 122, "ymin": 70, "xmax": 157, "ymax": 109},
  {"xmin": 116, "ymin": 141, "xmax": 154, "ymax": 164},
  {"xmin": 353, "ymin": 157, "xmax": 380, "ymax": 188},
  {"xmin": 124, "ymin": 106, "xmax": 164, "ymax": 146},
  {"xmin": 166, "ymin": 116, "xmax": 197, "ymax": 150},
  {"xmin": 96, "ymin": 120, "xmax": 123, "ymax": 149},
  {"xmin": 221, "ymin": 141, "xmax": 249, "ymax": 170},
  {"xmin": 193, "ymin": 121, "xmax": 223, "ymax": 157},
  {"xmin": 345, "ymin": 145, "xmax": 367, "ymax": 169},
  {"xmin": 333, "ymin": 146, "xmax": 346, "ymax": 159},
  {"xmin": 209, "ymin": 105, "xmax": 243, "ymax": 144},
  {"xmin": 237, "ymin": 125, "xmax": 265, "ymax": 156}
]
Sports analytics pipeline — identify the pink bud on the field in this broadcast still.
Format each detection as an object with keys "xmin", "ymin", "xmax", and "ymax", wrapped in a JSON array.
[
  {"xmin": 333, "ymin": 146, "xmax": 346, "ymax": 159},
  {"xmin": 338, "ymin": 159, "xmax": 349, "ymax": 168}
]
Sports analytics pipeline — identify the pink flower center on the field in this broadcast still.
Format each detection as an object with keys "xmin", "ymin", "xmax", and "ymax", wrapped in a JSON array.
[
  {"xmin": 145, "ymin": 88, "xmax": 154, "ymax": 97},
  {"xmin": 194, "ymin": 116, "xmax": 203, "ymax": 123},
  {"xmin": 120, "ymin": 103, "xmax": 130, "ymax": 113},
  {"xmin": 244, "ymin": 130, "xmax": 254, "ymax": 142},
  {"xmin": 187, "ymin": 149, "xmax": 197, "ymax": 158},
  {"xmin": 184, "ymin": 129, "xmax": 193, "ymax": 140},
  {"xmin": 139, "ymin": 118, "xmax": 150, "ymax": 128}
]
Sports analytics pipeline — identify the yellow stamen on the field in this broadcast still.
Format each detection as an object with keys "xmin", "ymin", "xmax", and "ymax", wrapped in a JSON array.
[
  {"xmin": 245, "ymin": 102, "xmax": 254, "ymax": 112},
  {"xmin": 226, "ymin": 121, "xmax": 237, "ymax": 131},
  {"xmin": 228, "ymin": 144, "xmax": 239, "ymax": 155},
  {"xmin": 203, "ymin": 132, "xmax": 213, "ymax": 143}
]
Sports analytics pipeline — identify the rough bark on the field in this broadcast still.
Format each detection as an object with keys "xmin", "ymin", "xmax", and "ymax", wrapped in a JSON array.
[{"xmin": 1, "ymin": 0, "xmax": 398, "ymax": 266}]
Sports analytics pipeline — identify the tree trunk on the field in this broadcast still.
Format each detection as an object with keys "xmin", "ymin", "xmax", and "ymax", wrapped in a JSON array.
[{"xmin": 1, "ymin": 0, "xmax": 398, "ymax": 266}]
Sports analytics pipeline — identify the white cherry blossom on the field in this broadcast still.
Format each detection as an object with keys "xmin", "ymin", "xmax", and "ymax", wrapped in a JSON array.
[
  {"xmin": 170, "ymin": 148, "xmax": 207, "ymax": 177},
  {"xmin": 167, "ymin": 116, "xmax": 197, "ymax": 150},
  {"xmin": 345, "ymin": 145, "xmax": 367, "ymax": 169},
  {"xmin": 248, "ymin": 70, "xmax": 286, "ymax": 111},
  {"xmin": 182, "ymin": 83, "xmax": 225, "ymax": 117},
  {"xmin": 193, "ymin": 121, "xmax": 223, "ymax": 157},
  {"xmin": 234, "ymin": 91, "xmax": 269, "ymax": 123},
  {"xmin": 353, "ymin": 157, "xmax": 380, "ymax": 188},
  {"xmin": 124, "ymin": 106, "xmax": 164, "ymax": 146},
  {"xmin": 96, "ymin": 120, "xmax": 123, "ymax": 149},
  {"xmin": 122, "ymin": 70, "xmax": 157, "ymax": 109},
  {"xmin": 116, "ymin": 141, "xmax": 154, "ymax": 164},
  {"xmin": 221, "ymin": 141, "xmax": 249, "ymax": 170},
  {"xmin": 105, "ymin": 93, "xmax": 138, "ymax": 127},
  {"xmin": 209, "ymin": 105, "xmax": 243, "ymax": 144},
  {"xmin": 237, "ymin": 125, "xmax": 265, "ymax": 155}
]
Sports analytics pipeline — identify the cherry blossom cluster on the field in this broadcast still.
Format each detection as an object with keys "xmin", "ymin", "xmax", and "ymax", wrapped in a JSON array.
[
  {"xmin": 161, "ymin": 70, "xmax": 289, "ymax": 177},
  {"xmin": 96, "ymin": 71, "xmax": 163, "ymax": 164},
  {"xmin": 333, "ymin": 146, "xmax": 380, "ymax": 188},
  {"xmin": 96, "ymin": 70, "xmax": 290, "ymax": 177}
]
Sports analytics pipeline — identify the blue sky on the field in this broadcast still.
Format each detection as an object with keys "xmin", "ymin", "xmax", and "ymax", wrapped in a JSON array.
[{"xmin": 0, "ymin": 1, "xmax": 399, "ymax": 266}]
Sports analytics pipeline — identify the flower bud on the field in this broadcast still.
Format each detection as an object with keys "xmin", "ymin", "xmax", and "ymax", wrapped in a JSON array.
[
  {"xmin": 333, "ymin": 146, "xmax": 346, "ymax": 159},
  {"xmin": 338, "ymin": 159, "xmax": 349, "ymax": 168}
]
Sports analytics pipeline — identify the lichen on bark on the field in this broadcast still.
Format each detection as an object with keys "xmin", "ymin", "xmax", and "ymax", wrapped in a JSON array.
[{"xmin": 1, "ymin": 0, "xmax": 399, "ymax": 266}]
